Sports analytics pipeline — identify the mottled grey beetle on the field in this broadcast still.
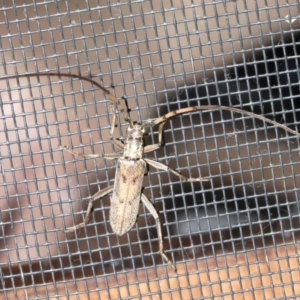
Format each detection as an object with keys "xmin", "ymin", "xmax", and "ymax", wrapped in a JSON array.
[{"xmin": 4, "ymin": 72, "xmax": 300, "ymax": 270}]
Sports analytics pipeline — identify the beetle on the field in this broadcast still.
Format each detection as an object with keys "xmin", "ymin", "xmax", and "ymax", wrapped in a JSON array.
[{"xmin": 3, "ymin": 72, "xmax": 300, "ymax": 270}]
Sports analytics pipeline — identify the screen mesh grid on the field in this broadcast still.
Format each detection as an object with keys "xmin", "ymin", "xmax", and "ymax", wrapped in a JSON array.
[{"xmin": 0, "ymin": 1, "xmax": 300, "ymax": 299}]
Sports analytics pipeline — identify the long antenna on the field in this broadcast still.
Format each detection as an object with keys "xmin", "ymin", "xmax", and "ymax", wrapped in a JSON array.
[
  {"xmin": 1, "ymin": 72, "xmax": 133, "ymax": 127},
  {"xmin": 151, "ymin": 105, "xmax": 300, "ymax": 138}
]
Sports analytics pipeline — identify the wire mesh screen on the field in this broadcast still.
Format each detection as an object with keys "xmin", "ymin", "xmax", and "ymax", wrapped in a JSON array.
[{"xmin": 1, "ymin": 0, "xmax": 300, "ymax": 299}]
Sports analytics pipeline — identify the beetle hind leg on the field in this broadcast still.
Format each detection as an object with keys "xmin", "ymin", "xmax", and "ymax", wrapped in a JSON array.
[
  {"xmin": 65, "ymin": 185, "xmax": 114, "ymax": 233},
  {"xmin": 141, "ymin": 194, "xmax": 176, "ymax": 271}
]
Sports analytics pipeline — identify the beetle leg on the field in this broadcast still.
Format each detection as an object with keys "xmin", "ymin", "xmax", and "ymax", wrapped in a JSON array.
[{"xmin": 65, "ymin": 185, "xmax": 115, "ymax": 232}]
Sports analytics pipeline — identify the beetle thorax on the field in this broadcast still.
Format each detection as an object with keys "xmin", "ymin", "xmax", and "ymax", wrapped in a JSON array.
[{"xmin": 123, "ymin": 124, "xmax": 144, "ymax": 160}]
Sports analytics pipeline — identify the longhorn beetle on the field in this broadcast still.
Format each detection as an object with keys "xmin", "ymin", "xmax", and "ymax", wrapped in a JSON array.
[{"xmin": 3, "ymin": 72, "xmax": 300, "ymax": 270}]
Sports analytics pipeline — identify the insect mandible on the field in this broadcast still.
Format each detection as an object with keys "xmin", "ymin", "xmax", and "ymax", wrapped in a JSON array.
[{"xmin": 3, "ymin": 72, "xmax": 300, "ymax": 271}]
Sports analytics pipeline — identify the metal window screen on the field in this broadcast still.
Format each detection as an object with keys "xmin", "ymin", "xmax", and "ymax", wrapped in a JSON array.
[{"xmin": 0, "ymin": 0, "xmax": 300, "ymax": 299}]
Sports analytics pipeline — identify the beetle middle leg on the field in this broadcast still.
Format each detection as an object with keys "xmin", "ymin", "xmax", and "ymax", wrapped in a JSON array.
[
  {"xmin": 145, "ymin": 158, "xmax": 208, "ymax": 182},
  {"xmin": 141, "ymin": 194, "xmax": 176, "ymax": 270},
  {"xmin": 61, "ymin": 146, "xmax": 122, "ymax": 160},
  {"xmin": 65, "ymin": 185, "xmax": 114, "ymax": 232}
]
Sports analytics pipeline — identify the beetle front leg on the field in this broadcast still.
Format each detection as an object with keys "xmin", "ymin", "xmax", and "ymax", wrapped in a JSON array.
[
  {"xmin": 144, "ymin": 121, "xmax": 166, "ymax": 153},
  {"xmin": 60, "ymin": 146, "xmax": 122, "ymax": 160}
]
